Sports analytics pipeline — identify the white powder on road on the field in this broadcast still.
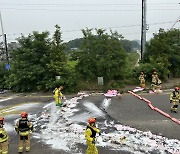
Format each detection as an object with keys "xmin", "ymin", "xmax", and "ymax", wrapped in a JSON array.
[
  {"xmin": 3, "ymin": 93, "xmax": 179, "ymax": 154},
  {"xmin": 102, "ymin": 98, "xmax": 111, "ymax": 110},
  {"xmin": 31, "ymin": 94, "xmax": 180, "ymax": 154}
]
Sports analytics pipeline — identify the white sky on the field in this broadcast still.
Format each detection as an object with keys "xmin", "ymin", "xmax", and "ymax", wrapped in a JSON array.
[{"xmin": 0, "ymin": 0, "xmax": 180, "ymax": 43}]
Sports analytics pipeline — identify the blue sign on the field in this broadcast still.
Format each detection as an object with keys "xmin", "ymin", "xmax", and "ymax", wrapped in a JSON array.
[{"xmin": 5, "ymin": 64, "xmax": 10, "ymax": 70}]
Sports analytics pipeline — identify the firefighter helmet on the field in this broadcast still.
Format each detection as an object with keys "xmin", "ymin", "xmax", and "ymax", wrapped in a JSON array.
[
  {"xmin": 88, "ymin": 118, "xmax": 96, "ymax": 124},
  {"xmin": 59, "ymin": 86, "xmax": 63, "ymax": 90},
  {"xmin": 175, "ymin": 87, "xmax": 179, "ymax": 91},
  {"xmin": 0, "ymin": 117, "xmax": 4, "ymax": 125},
  {"xmin": 21, "ymin": 112, "xmax": 28, "ymax": 118}
]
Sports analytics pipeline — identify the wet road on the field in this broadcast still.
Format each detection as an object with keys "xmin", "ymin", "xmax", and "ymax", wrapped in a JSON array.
[{"xmin": 0, "ymin": 92, "xmax": 180, "ymax": 154}]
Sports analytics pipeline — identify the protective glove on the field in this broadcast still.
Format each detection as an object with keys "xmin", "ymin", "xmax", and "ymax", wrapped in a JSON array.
[
  {"xmin": 30, "ymin": 126, "xmax": 33, "ymax": 131},
  {"xmin": 99, "ymin": 132, "xmax": 101, "ymax": 136},
  {"xmin": 15, "ymin": 128, "xmax": 19, "ymax": 134},
  {"xmin": 0, "ymin": 133, "xmax": 4, "ymax": 138},
  {"xmin": 92, "ymin": 140, "xmax": 96, "ymax": 144},
  {"xmin": 170, "ymin": 100, "xmax": 172, "ymax": 103}
]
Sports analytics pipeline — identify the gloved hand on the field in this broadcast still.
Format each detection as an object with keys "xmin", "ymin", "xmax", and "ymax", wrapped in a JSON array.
[
  {"xmin": 30, "ymin": 126, "xmax": 33, "ymax": 131},
  {"xmin": 15, "ymin": 128, "xmax": 19, "ymax": 134},
  {"xmin": 99, "ymin": 132, "xmax": 101, "ymax": 136},
  {"xmin": 92, "ymin": 140, "xmax": 96, "ymax": 144},
  {"xmin": 0, "ymin": 133, "xmax": 4, "ymax": 138},
  {"xmin": 170, "ymin": 100, "xmax": 172, "ymax": 103}
]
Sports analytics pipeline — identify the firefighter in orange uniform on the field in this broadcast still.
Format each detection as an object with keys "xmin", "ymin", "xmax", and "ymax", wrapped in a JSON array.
[{"xmin": 15, "ymin": 112, "xmax": 33, "ymax": 153}]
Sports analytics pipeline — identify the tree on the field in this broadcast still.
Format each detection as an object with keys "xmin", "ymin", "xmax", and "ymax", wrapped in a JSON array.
[
  {"xmin": 47, "ymin": 25, "xmax": 67, "ymax": 77},
  {"xmin": 9, "ymin": 31, "xmax": 51, "ymax": 92},
  {"xmin": 120, "ymin": 39, "xmax": 132, "ymax": 52},
  {"xmin": 76, "ymin": 28, "xmax": 127, "ymax": 82},
  {"xmin": 66, "ymin": 38, "xmax": 83, "ymax": 51},
  {"xmin": 143, "ymin": 28, "xmax": 180, "ymax": 78},
  {"xmin": 7, "ymin": 25, "xmax": 78, "ymax": 92},
  {"xmin": 47, "ymin": 25, "xmax": 77, "ymax": 92},
  {"xmin": 0, "ymin": 62, "xmax": 7, "ymax": 89}
]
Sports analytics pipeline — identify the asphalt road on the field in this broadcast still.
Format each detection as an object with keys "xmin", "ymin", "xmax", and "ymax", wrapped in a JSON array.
[
  {"xmin": 0, "ymin": 92, "xmax": 180, "ymax": 154},
  {"xmin": 106, "ymin": 93, "xmax": 180, "ymax": 140},
  {"xmin": 0, "ymin": 93, "xmax": 132, "ymax": 154}
]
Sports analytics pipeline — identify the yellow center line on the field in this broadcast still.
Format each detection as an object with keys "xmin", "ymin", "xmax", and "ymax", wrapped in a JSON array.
[{"xmin": 0, "ymin": 102, "xmax": 40, "ymax": 116}]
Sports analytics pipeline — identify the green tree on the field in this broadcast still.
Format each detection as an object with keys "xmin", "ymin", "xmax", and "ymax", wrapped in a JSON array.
[
  {"xmin": 143, "ymin": 28, "xmax": 180, "ymax": 77},
  {"xmin": 0, "ymin": 62, "xmax": 7, "ymax": 89},
  {"xmin": 47, "ymin": 25, "xmax": 67, "ymax": 77},
  {"xmin": 47, "ymin": 25, "xmax": 77, "ymax": 92},
  {"xmin": 120, "ymin": 39, "xmax": 132, "ymax": 52},
  {"xmin": 76, "ymin": 28, "xmax": 127, "ymax": 83},
  {"xmin": 66, "ymin": 38, "xmax": 83, "ymax": 51},
  {"xmin": 7, "ymin": 25, "xmax": 78, "ymax": 92},
  {"xmin": 9, "ymin": 31, "xmax": 51, "ymax": 92}
]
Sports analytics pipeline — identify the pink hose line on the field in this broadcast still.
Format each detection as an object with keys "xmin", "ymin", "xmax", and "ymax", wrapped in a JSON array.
[{"xmin": 128, "ymin": 91, "xmax": 180, "ymax": 125}]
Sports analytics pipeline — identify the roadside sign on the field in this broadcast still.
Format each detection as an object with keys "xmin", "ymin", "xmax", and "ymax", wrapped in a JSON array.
[
  {"xmin": 56, "ymin": 76, "xmax": 61, "ymax": 80},
  {"xmin": 5, "ymin": 64, "xmax": 10, "ymax": 70},
  {"xmin": 98, "ymin": 77, "xmax": 104, "ymax": 86}
]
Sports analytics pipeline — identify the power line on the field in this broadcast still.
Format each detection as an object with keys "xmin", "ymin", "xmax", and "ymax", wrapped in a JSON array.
[
  {"xmin": 1, "ymin": 7, "xmax": 180, "ymax": 11},
  {"xmin": 4, "ymin": 21, "xmax": 175, "ymax": 38},
  {"xmin": 0, "ymin": 2, "xmax": 179, "ymax": 6}
]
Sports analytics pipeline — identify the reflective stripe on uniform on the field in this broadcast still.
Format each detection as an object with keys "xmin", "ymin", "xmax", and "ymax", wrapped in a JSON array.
[
  {"xmin": 26, "ymin": 147, "xmax": 30, "ymax": 151},
  {"xmin": 0, "ymin": 129, "xmax": 9, "ymax": 143},
  {"xmin": 19, "ymin": 131, "xmax": 29, "ymax": 136},
  {"xmin": 18, "ymin": 146, "xmax": 23, "ymax": 152}
]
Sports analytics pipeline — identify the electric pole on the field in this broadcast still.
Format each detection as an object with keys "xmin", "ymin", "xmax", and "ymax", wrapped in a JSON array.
[
  {"xmin": 0, "ymin": 11, "xmax": 10, "ymax": 70},
  {"xmin": 0, "ymin": 11, "xmax": 5, "ymax": 55},
  {"xmin": 141, "ymin": 0, "xmax": 147, "ymax": 60},
  {"xmin": 4, "ymin": 34, "xmax": 9, "ymax": 65}
]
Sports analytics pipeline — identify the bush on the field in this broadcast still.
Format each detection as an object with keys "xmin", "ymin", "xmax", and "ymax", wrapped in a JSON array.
[{"xmin": 133, "ymin": 63, "xmax": 169, "ymax": 83}]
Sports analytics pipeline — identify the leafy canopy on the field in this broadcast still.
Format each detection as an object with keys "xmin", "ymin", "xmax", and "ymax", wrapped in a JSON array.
[{"xmin": 76, "ymin": 28, "xmax": 128, "ymax": 82}]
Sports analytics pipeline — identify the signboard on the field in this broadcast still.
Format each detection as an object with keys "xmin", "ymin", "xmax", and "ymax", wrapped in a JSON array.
[
  {"xmin": 98, "ymin": 77, "xmax": 104, "ymax": 86},
  {"xmin": 56, "ymin": 76, "xmax": 61, "ymax": 80},
  {"xmin": 5, "ymin": 64, "xmax": 10, "ymax": 70}
]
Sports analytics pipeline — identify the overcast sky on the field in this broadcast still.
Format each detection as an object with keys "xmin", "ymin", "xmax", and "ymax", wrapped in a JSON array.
[{"xmin": 0, "ymin": 0, "xmax": 180, "ymax": 43}]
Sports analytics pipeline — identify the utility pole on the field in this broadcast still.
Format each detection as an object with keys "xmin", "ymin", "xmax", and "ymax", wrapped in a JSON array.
[
  {"xmin": 4, "ymin": 34, "xmax": 9, "ymax": 65},
  {"xmin": 141, "ymin": 0, "xmax": 147, "ymax": 60},
  {"xmin": 0, "ymin": 11, "xmax": 10, "ymax": 70},
  {"xmin": 0, "ymin": 11, "xmax": 5, "ymax": 54}
]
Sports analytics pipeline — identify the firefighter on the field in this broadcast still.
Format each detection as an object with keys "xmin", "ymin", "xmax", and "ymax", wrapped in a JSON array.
[
  {"xmin": 151, "ymin": 71, "xmax": 162, "ymax": 91},
  {"xmin": 53, "ymin": 86, "xmax": 64, "ymax": 107},
  {"xmin": 139, "ymin": 71, "xmax": 146, "ymax": 88},
  {"xmin": 84, "ymin": 118, "xmax": 101, "ymax": 154},
  {"xmin": 170, "ymin": 87, "xmax": 180, "ymax": 113},
  {"xmin": 15, "ymin": 112, "xmax": 33, "ymax": 153},
  {"xmin": 0, "ymin": 117, "xmax": 9, "ymax": 154}
]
